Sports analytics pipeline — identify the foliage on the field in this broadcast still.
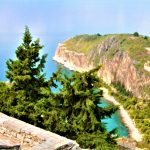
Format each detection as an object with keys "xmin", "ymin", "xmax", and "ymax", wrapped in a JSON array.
[
  {"xmin": 97, "ymin": 33, "xmax": 101, "ymax": 36},
  {"xmin": 109, "ymin": 81, "xmax": 150, "ymax": 149},
  {"xmin": 64, "ymin": 33, "xmax": 150, "ymax": 74},
  {"xmin": 64, "ymin": 34, "xmax": 112, "ymax": 54},
  {"xmin": 144, "ymin": 36, "xmax": 148, "ymax": 40},
  {"xmin": 133, "ymin": 32, "xmax": 139, "ymax": 37},
  {"xmin": 112, "ymin": 81, "xmax": 133, "ymax": 97},
  {"xmin": 0, "ymin": 28, "xmax": 119, "ymax": 149},
  {"xmin": 76, "ymin": 131, "xmax": 118, "ymax": 150},
  {"xmin": 0, "ymin": 82, "xmax": 10, "ymax": 113},
  {"xmin": 34, "ymin": 67, "xmax": 118, "ymax": 149},
  {"xmin": 2, "ymin": 26, "xmax": 54, "ymax": 124}
]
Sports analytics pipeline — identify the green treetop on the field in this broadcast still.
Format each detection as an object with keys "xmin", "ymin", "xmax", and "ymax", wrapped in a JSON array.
[
  {"xmin": 35, "ymin": 67, "xmax": 118, "ymax": 149},
  {"xmin": 0, "ymin": 27, "xmax": 119, "ymax": 149},
  {"xmin": 4, "ymin": 26, "xmax": 50, "ymax": 123}
]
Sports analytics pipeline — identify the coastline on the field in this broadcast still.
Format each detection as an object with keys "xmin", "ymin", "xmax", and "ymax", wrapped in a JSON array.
[
  {"xmin": 53, "ymin": 55, "xmax": 91, "ymax": 73},
  {"xmin": 53, "ymin": 55, "xmax": 142, "ymax": 142},
  {"xmin": 100, "ymin": 87, "xmax": 142, "ymax": 142}
]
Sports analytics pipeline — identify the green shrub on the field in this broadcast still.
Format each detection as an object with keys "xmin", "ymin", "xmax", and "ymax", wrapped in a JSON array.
[
  {"xmin": 97, "ymin": 33, "xmax": 101, "ymax": 36},
  {"xmin": 144, "ymin": 36, "xmax": 148, "ymax": 40},
  {"xmin": 133, "ymin": 32, "xmax": 139, "ymax": 36}
]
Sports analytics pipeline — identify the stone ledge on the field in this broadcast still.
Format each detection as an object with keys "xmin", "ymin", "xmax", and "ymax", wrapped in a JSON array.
[
  {"xmin": 144, "ymin": 61, "xmax": 150, "ymax": 72},
  {"xmin": 0, "ymin": 112, "xmax": 81, "ymax": 150}
]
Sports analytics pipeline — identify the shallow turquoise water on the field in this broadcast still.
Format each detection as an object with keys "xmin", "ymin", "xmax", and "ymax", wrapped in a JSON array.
[{"xmin": 99, "ymin": 99, "xmax": 128, "ymax": 137}]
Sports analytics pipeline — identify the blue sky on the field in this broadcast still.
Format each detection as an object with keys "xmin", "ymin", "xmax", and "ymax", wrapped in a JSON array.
[
  {"xmin": 0, "ymin": 0, "xmax": 150, "ymax": 37},
  {"xmin": 0, "ymin": 0, "xmax": 150, "ymax": 80}
]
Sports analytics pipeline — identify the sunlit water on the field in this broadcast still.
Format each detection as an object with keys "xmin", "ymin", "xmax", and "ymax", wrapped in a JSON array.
[{"xmin": 99, "ymin": 99, "xmax": 128, "ymax": 137}]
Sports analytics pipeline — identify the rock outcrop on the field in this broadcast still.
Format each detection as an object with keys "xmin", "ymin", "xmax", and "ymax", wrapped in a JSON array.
[
  {"xmin": 53, "ymin": 43, "xmax": 93, "ymax": 72},
  {"xmin": 53, "ymin": 36, "xmax": 150, "ymax": 99}
]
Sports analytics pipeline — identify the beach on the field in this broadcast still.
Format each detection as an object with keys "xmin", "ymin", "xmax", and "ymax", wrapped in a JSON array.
[{"xmin": 100, "ymin": 87, "xmax": 142, "ymax": 142}]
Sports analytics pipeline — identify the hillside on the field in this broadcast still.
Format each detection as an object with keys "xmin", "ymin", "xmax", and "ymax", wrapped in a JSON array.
[
  {"xmin": 54, "ymin": 34, "xmax": 150, "ymax": 99},
  {"xmin": 53, "ymin": 33, "xmax": 150, "ymax": 148}
]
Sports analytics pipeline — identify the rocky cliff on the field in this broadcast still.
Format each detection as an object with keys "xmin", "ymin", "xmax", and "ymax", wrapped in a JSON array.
[
  {"xmin": 53, "ymin": 34, "xmax": 150, "ymax": 99},
  {"xmin": 53, "ymin": 43, "xmax": 93, "ymax": 72}
]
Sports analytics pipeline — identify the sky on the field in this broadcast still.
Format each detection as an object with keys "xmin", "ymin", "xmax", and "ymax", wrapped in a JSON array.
[
  {"xmin": 0, "ymin": 0, "xmax": 150, "ymax": 80},
  {"xmin": 0, "ymin": 0, "xmax": 142, "ymax": 134},
  {"xmin": 0, "ymin": 0, "xmax": 150, "ymax": 38}
]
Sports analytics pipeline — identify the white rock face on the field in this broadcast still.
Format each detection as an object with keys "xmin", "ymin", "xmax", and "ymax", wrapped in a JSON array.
[{"xmin": 53, "ymin": 43, "xmax": 93, "ymax": 72}]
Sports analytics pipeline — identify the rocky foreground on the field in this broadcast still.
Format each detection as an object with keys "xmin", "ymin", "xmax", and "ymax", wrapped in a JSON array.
[{"xmin": 0, "ymin": 113, "xmax": 80, "ymax": 150}]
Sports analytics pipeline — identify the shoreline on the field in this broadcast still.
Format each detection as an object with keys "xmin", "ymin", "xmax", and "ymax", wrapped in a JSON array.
[
  {"xmin": 53, "ymin": 56, "xmax": 91, "ymax": 72},
  {"xmin": 53, "ymin": 55, "xmax": 142, "ymax": 142},
  {"xmin": 100, "ymin": 87, "xmax": 142, "ymax": 142}
]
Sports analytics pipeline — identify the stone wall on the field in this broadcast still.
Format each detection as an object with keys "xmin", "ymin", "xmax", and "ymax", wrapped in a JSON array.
[{"xmin": 0, "ymin": 113, "xmax": 80, "ymax": 150}]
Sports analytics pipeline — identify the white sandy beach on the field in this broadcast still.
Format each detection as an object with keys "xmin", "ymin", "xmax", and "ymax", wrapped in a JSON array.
[
  {"xmin": 53, "ymin": 55, "xmax": 142, "ymax": 142},
  {"xmin": 100, "ymin": 87, "xmax": 142, "ymax": 142}
]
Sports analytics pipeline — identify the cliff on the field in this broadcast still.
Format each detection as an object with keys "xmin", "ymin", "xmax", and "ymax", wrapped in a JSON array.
[
  {"xmin": 53, "ymin": 43, "xmax": 93, "ymax": 72},
  {"xmin": 53, "ymin": 34, "xmax": 150, "ymax": 99}
]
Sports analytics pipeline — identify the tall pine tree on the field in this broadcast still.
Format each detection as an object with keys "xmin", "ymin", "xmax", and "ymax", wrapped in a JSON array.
[
  {"xmin": 35, "ymin": 67, "xmax": 119, "ymax": 149},
  {"xmin": 0, "ymin": 27, "xmax": 119, "ymax": 149},
  {"xmin": 4, "ymin": 26, "xmax": 49, "ymax": 124}
]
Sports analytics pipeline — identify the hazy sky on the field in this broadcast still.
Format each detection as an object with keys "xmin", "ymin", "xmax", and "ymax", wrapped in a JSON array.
[
  {"xmin": 0, "ymin": 0, "xmax": 150, "ymax": 80},
  {"xmin": 0, "ymin": 0, "xmax": 150, "ymax": 37}
]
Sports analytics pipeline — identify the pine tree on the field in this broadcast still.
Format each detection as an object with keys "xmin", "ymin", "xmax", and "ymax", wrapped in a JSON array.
[
  {"xmin": 4, "ymin": 26, "xmax": 49, "ymax": 124},
  {"xmin": 36, "ymin": 67, "xmax": 118, "ymax": 149},
  {"xmin": 0, "ymin": 82, "xmax": 9, "ymax": 112},
  {"xmin": 1, "ymin": 27, "xmax": 119, "ymax": 149}
]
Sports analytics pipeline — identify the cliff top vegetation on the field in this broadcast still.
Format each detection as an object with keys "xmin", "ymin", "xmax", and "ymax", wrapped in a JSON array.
[{"xmin": 64, "ymin": 33, "xmax": 150, "ymax": 75}]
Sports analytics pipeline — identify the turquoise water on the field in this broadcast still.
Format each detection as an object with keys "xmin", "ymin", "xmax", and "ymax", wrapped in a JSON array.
[
  {"xmin": 0, "ymin": 34, "xmax": 128, "ymax": 138},
  {"xmin": 99, "ymin": 99, "xmax": 128, "ymax": 137}
]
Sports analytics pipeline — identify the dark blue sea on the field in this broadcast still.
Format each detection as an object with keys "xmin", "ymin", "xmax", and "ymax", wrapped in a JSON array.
[{"xmin": 0, "ymin": 33, "xmax": 128, "ymax": 137}]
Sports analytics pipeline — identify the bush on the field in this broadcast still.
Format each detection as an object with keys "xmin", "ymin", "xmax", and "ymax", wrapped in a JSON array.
[
  {"xmin": 144, "ymin": 36, "xmax": 148, "ymax": 40},
  {"xmin": 97, "ymin": 33, "xmax": 101, "ymax": 36},
  {"xmin": 133, "ymin": 32, "xmax": 139, "ymax": 37}
]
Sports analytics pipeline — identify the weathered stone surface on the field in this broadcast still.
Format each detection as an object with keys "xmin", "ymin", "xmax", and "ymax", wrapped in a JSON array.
[
  {"xmin": 0, "ymin": 132, "xmax": 20, "ymax": 149},
  {"xmin": 21, "ymin": 126, "xmax": 33, "ymax": 135},
  {"xmin": 0, "ymin": 113, "xmax": 10, "ymax": 126},
  {"xmin": 3, "ymin": 121, "xmax": 22, "ymax": 132},
  {"xmin": 0, "ymin": 113, "xmax": 81, "ymax": 150}
]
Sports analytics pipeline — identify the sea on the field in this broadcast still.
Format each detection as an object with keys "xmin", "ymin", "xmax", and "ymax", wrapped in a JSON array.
[{"xmin": 0, "ymin": 33, "xmax": 128, "ymax": 137}]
